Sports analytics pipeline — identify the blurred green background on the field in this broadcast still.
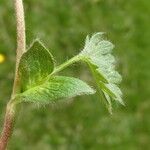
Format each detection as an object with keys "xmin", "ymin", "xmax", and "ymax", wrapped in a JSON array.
[{"xmin": 0, "ymin": 0, "xmax": 150, "ymax": 149}]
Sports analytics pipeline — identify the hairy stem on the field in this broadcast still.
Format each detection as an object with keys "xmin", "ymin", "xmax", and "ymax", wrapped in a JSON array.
[
  {"xmin": 14, "ymin": 0, "xmax": 26, "ymax": 66},
  {"xmin": 51, "ymin": 55, "xmax": 82, "ymax": 75},
  {"xmin": 12, "ymin": 0, "xmax": 26, "ymax": 96},
  {"xmin": 0, "ymin": 0, "xmax": 26, "ymax": 149},
  {"xmin": 0, "ymin": 103, "xmax": 16, "ymax": 150}
]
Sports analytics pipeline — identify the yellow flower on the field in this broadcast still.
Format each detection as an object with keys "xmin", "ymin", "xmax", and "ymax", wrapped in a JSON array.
[{"xmin": 0, "ymin": 54, "xmax": 5, "ymax": 63}]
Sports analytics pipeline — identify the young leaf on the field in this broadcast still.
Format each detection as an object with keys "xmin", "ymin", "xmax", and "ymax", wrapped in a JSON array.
[
  {"xmin": 18, "ymin": 40, "xmax": 54, "ymax": 91},
  {"xmin": 80, "ymin": 33, "xmax": 124, "ymax": 111},
  {"xmin": 16, "ymin": 76, "xmax": 95, "ymax": 104}
]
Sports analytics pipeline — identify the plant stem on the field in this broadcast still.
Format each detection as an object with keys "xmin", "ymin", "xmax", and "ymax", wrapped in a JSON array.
[
  {"xmin": 51, "ymin": 55, "xmax": 82, "ymax": 75},
  {"xmin": 14, "ymin": 0, "xmax": 26, "ymax": 66},
  {"xmin": 0, "ymin": 102, "xmax": 16, "ymax": 150},
  {"xmin": 12, "ymin": 0, "xmax": 26, "ymax": 96},
  {"xmin": 0, "ymin": 0, "xmax": 26, "ymax": 149}
]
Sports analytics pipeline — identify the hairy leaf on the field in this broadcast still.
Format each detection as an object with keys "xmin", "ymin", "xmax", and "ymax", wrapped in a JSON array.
[
  {"xmin": 18, "ymin": 40, "xmax": 54, "ymax": 91},
  {"xmin": 17, "ymin": 76, "xmax": 95, "ymax": 104},
  {"xmin": 80, "ymin": 33, "xmax": 124, "ymax": 111}
]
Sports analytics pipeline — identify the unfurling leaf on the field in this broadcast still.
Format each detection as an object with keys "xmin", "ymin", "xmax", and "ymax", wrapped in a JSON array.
[
  {"xmin": 17, "ymin": 76, "xmax": 95, "ymax": 104},
  {"xmin": 18, "ymin": 40, "xmax": 54, "ymax": 91},
  {"xmin": 80, "ymin": 33, "xmax": 124, "ymax": 112}
]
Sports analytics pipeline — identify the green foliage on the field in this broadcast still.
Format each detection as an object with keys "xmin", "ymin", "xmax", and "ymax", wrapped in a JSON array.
[
  {"xmin": 80, "ymin": 33, "xmax": 123, "ymax": 113},
  {"xmin": 17, "ymin": 76, "xmax": 95, "ymax": 104},
  {"xmin": 18, "ymin": 40, "xmax": 54, "ymax": 91},
  {"xmin": 17, "ymin": 40, "xmax": 95, "ymax": 105},
  {"xmin": 16, "ymin": 33, "xmax": 123, "ymax": 112}
]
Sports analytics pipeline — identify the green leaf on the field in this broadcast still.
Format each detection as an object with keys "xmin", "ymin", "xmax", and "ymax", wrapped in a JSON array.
[
  {"xmin": 80, "ymin": 33, "xmax": 124, "ymax": 111},
  {"xmin": 18, "ymin": 40, "xmax": 54, "ymax": 91},
  {"xmin": 16, "ymin": 76, "xmax": 95, "ymax": 104},
  {"xmin": 87, "ymin": 59, "xmax": 109, "ymax": 83}
]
